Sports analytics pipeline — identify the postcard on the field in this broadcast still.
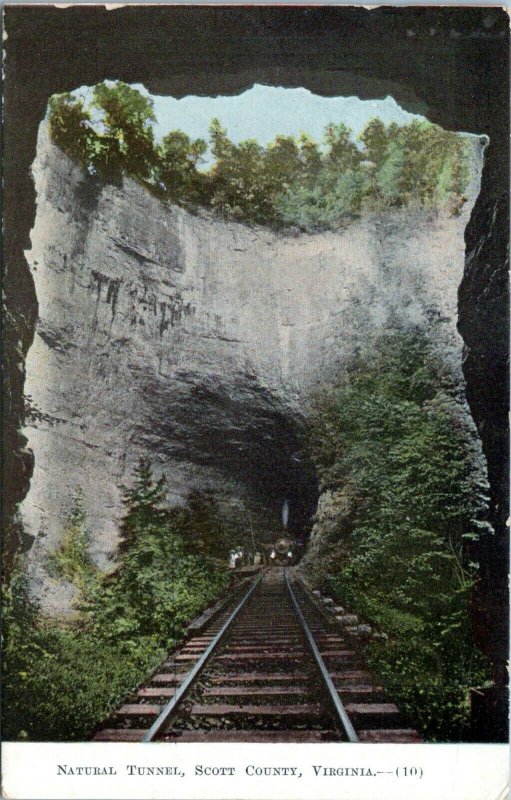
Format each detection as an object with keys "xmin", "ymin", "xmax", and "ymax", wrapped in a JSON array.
[{"xmin": 2, "ymin": 4, "xmax": 509, "ymax": 799}]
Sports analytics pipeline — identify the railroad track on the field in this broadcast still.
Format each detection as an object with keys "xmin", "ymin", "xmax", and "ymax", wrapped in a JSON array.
[{"xmin": 93, "ymin": 568, "xmax": 421, "ymax": 743}]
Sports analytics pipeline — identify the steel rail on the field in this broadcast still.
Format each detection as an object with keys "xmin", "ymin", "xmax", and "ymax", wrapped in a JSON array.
[
  {"xmin": 142, "ymin": 571, "xmax": 264, "ymax": 742},
  {"xmin": 284, "ymin": 568, "xmax": 359, "ymax": 743}
]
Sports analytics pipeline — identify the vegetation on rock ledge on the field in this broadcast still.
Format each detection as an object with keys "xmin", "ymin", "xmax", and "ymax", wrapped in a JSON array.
[
  {"xmin": 48, "ymin": 81, "xmax": 472, "ymax": 230},
  {"xmin": 2, "ymin": 460, "xmax": 230, "ymax": 740},
  {"xmin": 306, "ymin": 332, "xmax": 491, "ymax": 740}
]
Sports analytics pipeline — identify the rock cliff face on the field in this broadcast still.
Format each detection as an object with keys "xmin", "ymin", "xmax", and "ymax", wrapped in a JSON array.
[{"xmin": 21, "ymin": 124, "xmax": 487, "ymax": 613}]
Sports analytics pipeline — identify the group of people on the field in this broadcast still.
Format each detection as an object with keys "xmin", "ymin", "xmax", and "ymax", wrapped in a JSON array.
[
  {"xmin": 228, "ymin": 544, "xmax": 294, "ymax": 569},
  {"xmin": 228, "ymin": 549, "xmax": 262, "ymax": 569}
]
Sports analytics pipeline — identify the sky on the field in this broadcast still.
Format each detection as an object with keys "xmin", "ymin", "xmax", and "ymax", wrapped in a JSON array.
[{"xmin": 74, "ymin": 82, "xmax": 428, "ymax": 167}]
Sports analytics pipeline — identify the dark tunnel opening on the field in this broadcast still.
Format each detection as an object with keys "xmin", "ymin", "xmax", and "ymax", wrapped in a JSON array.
[{"xmin": 138, "ymin": 377, "xmax": 320, "ymax": 547}]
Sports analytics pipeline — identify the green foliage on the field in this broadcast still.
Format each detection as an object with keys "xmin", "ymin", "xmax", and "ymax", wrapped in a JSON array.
[
  {"xmin": 359, "ymin": 118, "xmax": 389, "ymax": 168},
  {"xmin": 46, "ymin": 490, "xmax": 97, "ymax": 594},
  {"xmin": 376, "ymin": 139, "xmax": 405, "ymax": 204},
  {"xmin": 264, "ymin": 135, "xmax": 302, "ymax": 189},
  {"xmin": 275, "ymin": 166, "xmax": 370, "ymax": 230},
  {"xmin": 48, "ymin": 83, "xmax": 472, "ymax": 229},
  {"xmin": 88, "ymin": 507, "xmax": 227, "ymax": 646},
  {"xmin": 324, "ymin": 122, "xmax": 361, "ymax": 171},
  {"xmin": 158, "ymin": 130, "xmax": 208, "ymax": 204},
  {"xmin": 3, "ymin": 461, "xmax": 230, "ymax": 740},
  {"xmin": 118, "ymin": 458, "xmax": 168, "ymax": 553},
  {"xmin": 365, "ymin": 635, "xmax": 489, "ymax": 741},
  {"xmin": 91, "ymin": 82, "xmax": 156, "ymax": 181},
  {"xmin": 48, "ymin": 94, "xmax": 94, "ymax": 168},
  {"xmin": 184, "ymin": 491, "xmax": 234, "ymax": 559},
  {"xmin": 274, "ymin": 183, "xmax": 327, "ymax": 230},
  {"xmin": 48, "ymin": 82, "xmax": 156, "ymax": 183},
  {"xmin": 209, "ymin": 118, "xmax": 276, "ymax": 223},
  {"xmin": 89, "ymin": 459, "xmax": 229, "ymax": 645},
  {"xmin": 309, "ymin": 332, "xmax": 491, "ymax": 740},
  {"xmin": 2, "ymin": 577, "xmax": 163, "ymax": 740}
]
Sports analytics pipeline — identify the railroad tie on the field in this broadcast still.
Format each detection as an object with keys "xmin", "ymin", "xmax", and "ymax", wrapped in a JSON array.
[{"xmin": 92, "ymin": 568, "xmax": 421, "ymax": 744}]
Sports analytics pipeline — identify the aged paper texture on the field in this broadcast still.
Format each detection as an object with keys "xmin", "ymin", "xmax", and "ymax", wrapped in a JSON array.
[{"xmin": 2, "ymin": 4, "xmax": 509, "ymax": 799}]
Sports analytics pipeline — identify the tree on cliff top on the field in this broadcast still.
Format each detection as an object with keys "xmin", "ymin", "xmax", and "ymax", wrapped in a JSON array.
[
  {"xmin": 49, "ymin": 82, "xmax": 157, "ymax": 182},
  {"xmin": 48, "ymin": 83, "xmax": 472, "ymax": 229},
  {"xmin": 91, "ymin": 82, "xmax": 156, "ymax": 181},
  {"xmin": 158, "ymin": 130, "xmax": 209, "ymax": 204}
]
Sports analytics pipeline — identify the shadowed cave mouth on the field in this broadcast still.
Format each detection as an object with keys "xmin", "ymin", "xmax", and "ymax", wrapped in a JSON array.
[
  {"xmin": 156, "ymin": 381, "xmax": 320, "ymax": 544},
  {"xmin": 34, "ymin": 81, "xmax": 486, "ymax": 551}
]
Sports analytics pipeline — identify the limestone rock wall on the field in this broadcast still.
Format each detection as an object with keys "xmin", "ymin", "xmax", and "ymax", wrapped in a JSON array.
[{"xmin": 21, "ymin": 124, "xmax": 487, "ymax": 613}]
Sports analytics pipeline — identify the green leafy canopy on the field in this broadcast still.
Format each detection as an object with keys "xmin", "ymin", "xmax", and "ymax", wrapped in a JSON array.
[
  {"xmin": 2, "ymin": 459, "xmax": 231, "ymax": 740},
  {"xmin": 307, "ymin": 332, "xmax": 491, "ymax": 740},
  {"xmin": 48, "ymin": 81, "xmax": 473, "ymax": 230}
]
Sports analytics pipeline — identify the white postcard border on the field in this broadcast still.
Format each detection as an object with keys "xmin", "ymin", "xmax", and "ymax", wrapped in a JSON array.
[{"xmin": 2, "ymin": 741, "xmax": 509, "ymax": 800}]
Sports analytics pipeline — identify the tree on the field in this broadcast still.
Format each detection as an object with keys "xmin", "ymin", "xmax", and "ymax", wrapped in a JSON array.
[
  {"xmin": 327, "ymin": 168, "xmax": 371, "ymax": 218},
  {"xmin": 46, "ymin": 490, "xmax": 96, "ymax": 594},
  {"xmin": 209, "ymin": 117, "xmax": 234, "ymax": 162},
  {"xmin": 90, "ymin": 460, "xmax": 229, "ymax": 645},
  {"xmin": 376, "ymin": 139, "xmax": 405, "ymax": 205},
  {"xmin": 308, "ymin": 332, "xmax": 490, "ymax": 739},
  {"xmin": 185, "ymin": 491, "xmax": 231, "ymax": 559},
  {"xmin": 48, "ymin": 87, "xmax": 471, "ymax": 228},
  {"xmin": 119, "ymin": 458, "xmax": 167, "ymax": 552},
  {"xmin": 264, "ymin": 135, "xmax": 301, "ymax": 193},
  {"xmin": 158, "ymin": 130, "xmax": 207, "ymax": 203},
  {"xmin": 92, "ymin": 82, "xmax": 157, "ymax": 181},
  {"xmin": 298, "ymin": 133, "xmax": 322, "ymax": 186},
  {"xmin": 48, "ymin": 93, "xmax": 96, "ymax": 167},
  {"xmin": 323, "ymin": 122, "xmax": 360, "ymax": 172},
  {"xmin": 359, "ymin": 118, "xmax": 389, "ymax": 169},
  {"xmin": 397, "ymin": 120, "xmax": 446, "ymax": 204},
  {"xmin": 208, "ymin": 119, "xmax": 274, "ymax": 223},
  {"xmin": 274, "ymin": 184, "xmax": 318, "ymax": 230}
]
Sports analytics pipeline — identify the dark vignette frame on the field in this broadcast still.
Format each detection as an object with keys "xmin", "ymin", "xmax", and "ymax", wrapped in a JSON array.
[{"xmin": 2, "ymin": 4, "xmax": 509, "ymax": 740}]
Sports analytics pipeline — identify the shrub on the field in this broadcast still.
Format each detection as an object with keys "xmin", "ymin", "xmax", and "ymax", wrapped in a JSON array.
[
  {"xmin": 88, "ymin": 461, "xmax": 230, "ymax": 646},
  {"xmin": 3, "ymin": 461, "xmax": 230, "ymax": 740},
  {"xmin": 365, "ymin": 636, "xmax": 489, "ymax": 741},
  {"xmin": 46, "ymin": 490, "xmax": 96, "ymax": 595},
  {"xmin": 308, "ymin": 331, "xmax": 491, "ymax": 740},
  {"xmin": 2, "ymin": 588, "xmax": 163, "ymax": 741}
]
